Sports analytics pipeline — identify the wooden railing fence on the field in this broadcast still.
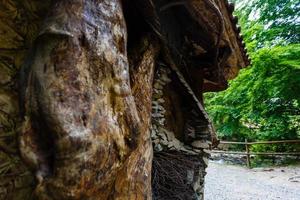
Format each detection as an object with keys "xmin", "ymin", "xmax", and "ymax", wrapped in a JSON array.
[{"xmin": 212, "ymin": 139, "xmax": 300, "ymax": 168}]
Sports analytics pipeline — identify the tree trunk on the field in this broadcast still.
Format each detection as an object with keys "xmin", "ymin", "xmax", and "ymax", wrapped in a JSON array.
[
  {"xmin": 0, "ymin": 0, "xmax": 158, "ymax": 199},
  {"xmin": 0, "ymin": 0, "xmax": 249, "ymax": 199}
]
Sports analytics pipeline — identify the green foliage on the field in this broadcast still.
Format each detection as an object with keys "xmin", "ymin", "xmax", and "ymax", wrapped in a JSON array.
[
  {"xmin": 231, "ymin": 0, "xmax": 300, "ymax": 49},
  {"xmin": 205, "ymin": 45, "xmax": 300, "ymax": 144},
  {"xmin": 204, "ymin": 1, "xmax": 300, "ymax": 150}
]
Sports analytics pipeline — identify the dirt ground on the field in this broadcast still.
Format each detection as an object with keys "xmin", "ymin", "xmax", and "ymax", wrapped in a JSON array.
[{"xmin": 205, "ymin": 162, "xmax": 300, "ymax": 200}]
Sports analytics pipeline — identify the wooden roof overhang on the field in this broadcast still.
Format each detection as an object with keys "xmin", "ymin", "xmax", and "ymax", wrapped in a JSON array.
[
  {"xmin": 203, "ymin": 0, "xmax": 251, "ymax": 92},
  {"xmin": 132, "ymin": 0, "xmax": 252, "ymax": 146},
  {"xmin": 134, "ymin": 0, "xmax": 250, "ymax": 93}
]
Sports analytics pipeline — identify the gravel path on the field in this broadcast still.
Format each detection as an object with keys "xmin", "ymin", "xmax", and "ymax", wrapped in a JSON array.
[{"xmin": 205, "ymin": 162, "xmax": 300, "ymax": 200}]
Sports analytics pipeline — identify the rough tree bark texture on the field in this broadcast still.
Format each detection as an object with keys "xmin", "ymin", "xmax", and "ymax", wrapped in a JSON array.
[
  {"xmin": 19, "ymin": 0, "xmax": 158, "ymax": 199},
  {"xmin": 1, "ymin": 0, "xmax": 157, "ymax": 199},
  {"xmin": 0, "ymin": 1, "xmax": 49, "ymax": 199},
  {"xmin": 0, "ymin": 0, "xmax": 249, "ymax": 199}
]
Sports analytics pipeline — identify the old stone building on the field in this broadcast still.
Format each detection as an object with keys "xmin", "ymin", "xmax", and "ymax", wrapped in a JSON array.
[{"xmin": 0, "ymin": 0, "xmax": 249, "ymax": 199}]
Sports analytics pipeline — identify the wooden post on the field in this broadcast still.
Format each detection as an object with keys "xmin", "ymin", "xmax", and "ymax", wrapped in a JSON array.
[{"xmin": 245, "ymin": 139, "xmax": 251, "ymax": 168}]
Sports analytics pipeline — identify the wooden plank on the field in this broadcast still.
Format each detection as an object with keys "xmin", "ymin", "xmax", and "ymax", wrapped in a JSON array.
[
  {"xmin": 249, "ymin": 140, "xmax": 300, "ymax": 145},
  {"xmin": 219, "ymin": 141, "xmax": 248, "ymax": 145},
  {"xmin": 219, "ymin": 140, "xmax": 300, "ymax": 145},
  {"xmin": 245, "ymin": 139, "xmax": 251, "ymax": 168},
  {"xmin": 211, "ymin": 150, "xmax": 300, "ymax": 156},
  {"xmin": 212, "ymin": 150, "xmax": 248, "ymax": 155}
]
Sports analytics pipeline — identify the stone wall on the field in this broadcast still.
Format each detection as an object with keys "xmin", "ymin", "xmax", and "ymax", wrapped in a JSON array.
[{"xmin": 151, "ymin": 63, "xmax": 211, "ymax": 200}]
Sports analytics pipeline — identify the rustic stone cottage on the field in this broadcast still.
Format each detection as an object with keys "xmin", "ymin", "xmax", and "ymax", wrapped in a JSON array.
[{"xmin": 0, "ymin": 0, "xmax": 249, "ymax": 199}]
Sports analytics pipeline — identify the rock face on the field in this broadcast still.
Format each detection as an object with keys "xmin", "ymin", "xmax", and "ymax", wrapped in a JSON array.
[{"xmin": 0, "ymin": 0, "xmax": 249, "ymax": 199}]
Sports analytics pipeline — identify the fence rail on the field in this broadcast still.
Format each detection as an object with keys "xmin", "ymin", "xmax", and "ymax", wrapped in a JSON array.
[{"xmin": 212, "ymin": 139, "xmax": 300, "ymax": 168}]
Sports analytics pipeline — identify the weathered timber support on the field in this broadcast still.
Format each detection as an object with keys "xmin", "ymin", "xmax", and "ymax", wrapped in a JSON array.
[
  {"xmin": 0, "ymin": 0, "xmax": 250, "ymax": 199},
  {"xmin": 18, "ymin": 0, "xmax": 154, "ymax": 199}
]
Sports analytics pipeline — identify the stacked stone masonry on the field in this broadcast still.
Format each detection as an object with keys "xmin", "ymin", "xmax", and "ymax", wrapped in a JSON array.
[{"xmin": 151, "ymin": 63, "xmax": 211, "ymax": 200}]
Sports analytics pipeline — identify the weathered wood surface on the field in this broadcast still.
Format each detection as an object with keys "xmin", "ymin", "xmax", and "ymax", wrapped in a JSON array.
[
  {"xmin": 0, "ymin": 0, "xmax": 157, "ymax": 199},
  {"xmin": 0, "ymin": 0, "xmax": 250, "ymax": 199},
  {"xmin": 18, "ymin": 0, "xmax": 158, "ymax": 199},
  {"xmin": 0, "ymin": 1, "xmax": 50, "ymax": 199},
  {"xmin": 214, "ymin": 139, "xmax": 300, "ymax": 168}
]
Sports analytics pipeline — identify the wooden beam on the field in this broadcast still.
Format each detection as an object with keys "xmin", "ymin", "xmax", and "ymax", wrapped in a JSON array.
[
  {"xmin": 219, "ymin": 140, "xmax": 300, "ymax": 145},
  {"xmin": 245, "ymin": 139, "xmax": 251, "ymax": 168},
  {"xmin": 212, "ymin": 150, "xmax": 300, "ymax": 156}
]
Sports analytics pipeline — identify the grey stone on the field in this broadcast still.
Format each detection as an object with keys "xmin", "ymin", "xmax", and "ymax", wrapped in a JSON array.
[{"xmin": 191, "ymin": 141, "xmax": 210, "ymax": 149}]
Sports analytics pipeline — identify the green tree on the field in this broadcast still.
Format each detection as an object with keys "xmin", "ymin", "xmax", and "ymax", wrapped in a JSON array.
[
  {"xmin": 205, "ymin": 45, "xmax": 300, "ymax": 141},
  {"xmin": 205, "ymin": 0, "xmax": 300, "ymax": 149},
  {"xmin": 232, "ymin": 0, "xmax": 300, "ymax": 49}
]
